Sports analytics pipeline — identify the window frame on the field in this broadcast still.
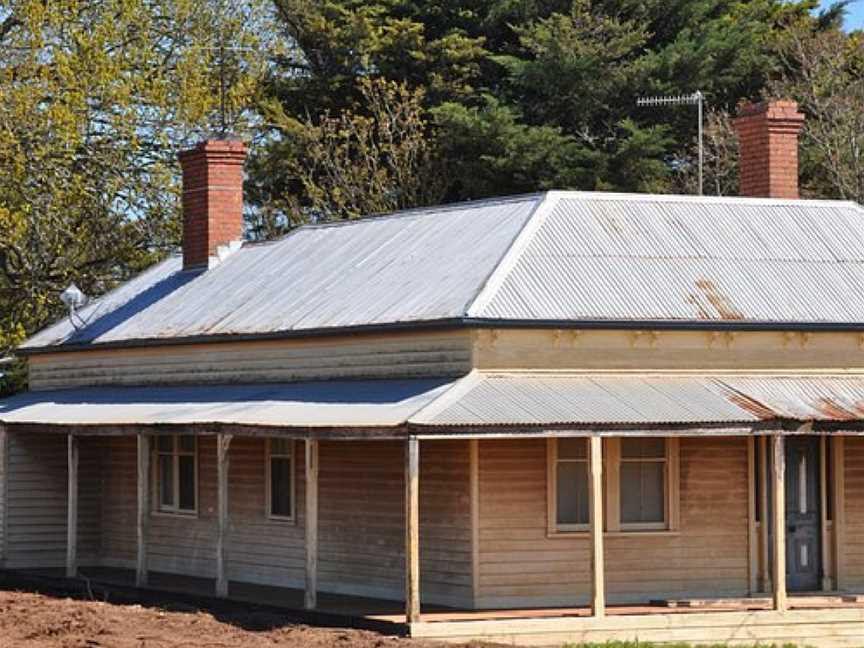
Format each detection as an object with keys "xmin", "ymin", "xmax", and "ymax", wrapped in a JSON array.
[
  {"xmin": 617, "ymin": 438, "xmax": 671, "ymax": 531},
  {"xmin": 548, "ymin": 437, "xmax": 680, "ymax": 536},
  {"xmin": 153, "ymin": 434, "xmax": 199, "ymax": 517},
  {"xmin": 547, "ymin": 438, "xmax": 591, "ymax": 533},
  {"xmin": 266, "ymin": 438, "xmax": 296, "ymax": 523}
]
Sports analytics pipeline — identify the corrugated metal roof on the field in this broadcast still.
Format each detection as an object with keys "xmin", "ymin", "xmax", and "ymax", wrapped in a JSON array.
[
  {"xmin": 473, "ymin": 193, "xmax": 864, "ymax": 323},
  {"xmin": 22, "ymin": 195, "xmax": 541, "ymax": 350},
  {"xmin": 0, "ymin": 379, "xmax": 455, "ymax": 427},
  {"xmin": 409, "ymin": 371, "xmax": 864, "ymax": 427},
  {"xmin": 6, "ymin": 372, "xmax": 864, "ymax": 431},
  {"xmin": 20, "ymin": 191, "xmax": 864, "ymax": 351}
]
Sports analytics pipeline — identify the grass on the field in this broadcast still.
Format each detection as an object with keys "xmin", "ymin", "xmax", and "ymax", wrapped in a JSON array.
[{"xmin": 562, "ymin": 643, "xmax": 801, "ymax": 648}]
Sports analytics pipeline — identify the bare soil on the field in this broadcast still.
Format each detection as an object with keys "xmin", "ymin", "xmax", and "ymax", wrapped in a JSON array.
[{"xmin": 0, "ymin": 589, "xmax": 510, "ymax": 648}]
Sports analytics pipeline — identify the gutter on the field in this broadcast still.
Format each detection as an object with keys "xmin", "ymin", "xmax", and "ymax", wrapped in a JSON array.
[{"xmin": 16, "ymin": 316, "xmax": 864, "ymax": 357}]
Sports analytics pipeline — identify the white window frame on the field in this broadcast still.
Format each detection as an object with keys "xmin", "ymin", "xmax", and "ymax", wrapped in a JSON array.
[
  {"xmin": 266, "ymin": 438, "xmax": 296, "ymax": 522},
  {"xmin": 154, "ymin": 434, "xmax": 198, "ymax": 516},
  {"xmin": 548, "ymin": 437, "xmax": 680, "ymax": 535}
]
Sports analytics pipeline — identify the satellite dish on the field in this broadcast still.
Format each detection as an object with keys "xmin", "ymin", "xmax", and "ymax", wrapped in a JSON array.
[{"xmin": 60, "ymin": 283, "xmax": 88, "ymax": 330}]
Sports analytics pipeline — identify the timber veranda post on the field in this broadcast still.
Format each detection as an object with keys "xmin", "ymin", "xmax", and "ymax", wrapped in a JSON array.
[
  {"xmin": 588, "ymin": 435, "xmax": 605, "ymax": 617},
  {"xmin": 216, "ymin": 434, "xmax": 233, "ymax": 598},
  {"xmin": 305, "ymin": 438, "xmax": 319, "ymax": 610},
  {"xmin": 136, "ymin": 433, "xmax": 150, "ymax": 587},
  {"xmin": 405, "ymin": 436, "xmax": 421, "ymax": 624},
  {"xmin": 66, "ymin": 434, "xmax": 79, "ymax": 579},
  {"xmin": 772, "ymin": 434, "xmax": 787, "ymax": 612}
]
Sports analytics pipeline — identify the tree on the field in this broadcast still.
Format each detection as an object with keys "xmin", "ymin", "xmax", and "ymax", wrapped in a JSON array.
[
  {"xmin": 248, "ymin": 77, "xmax": 444, "ymax": 236},
  {"xmin": 769, "ymin": 23, "xmax": 864, "ymax": 202},
  {"xmin": 255, "ymin": 0, "xmax": 820, "ymax": 219},
  {"xmin": 0, "ymin": 0, "xmax": 266, "ymax": 395}
]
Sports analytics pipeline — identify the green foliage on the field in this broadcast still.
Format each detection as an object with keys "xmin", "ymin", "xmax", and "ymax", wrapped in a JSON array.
[
  {"xmin": 0, "ymin": 0, "xmax": 266, "ymax": 394},
  {"xmin": 255, "ymin": 0, "xmax": 825, "ymax": 216},
  {"xmin": 249, "ymin": 77, "xmax": 444, "ymax": 235},
  {"xmin": 562, "ymin": 643, "xmax": 800, "ymax": 648}
]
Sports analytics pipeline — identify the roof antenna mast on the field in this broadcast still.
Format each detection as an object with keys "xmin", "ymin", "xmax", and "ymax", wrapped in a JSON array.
[{"xmin": 636, "ymin": 91, "xmax": 704, "ymax": 195}]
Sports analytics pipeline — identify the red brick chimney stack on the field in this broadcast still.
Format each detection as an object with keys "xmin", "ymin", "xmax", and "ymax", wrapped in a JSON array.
[
  {"xmin": 733, "ymin": 100, "xmax": 805, "ymax": 199},
  {"xmin": 178, "ymin": 139, "xmax": 247, "ymax": 270}
]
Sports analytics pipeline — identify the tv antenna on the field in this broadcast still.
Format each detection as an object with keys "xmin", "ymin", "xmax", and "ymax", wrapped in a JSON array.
[
  {"xmin": 198, "ymin": 40, "xmax": 254, "ymax": 138},
  {"xmin": 636, "ymin": 91, "xmax": 704, "ymax": 195}
]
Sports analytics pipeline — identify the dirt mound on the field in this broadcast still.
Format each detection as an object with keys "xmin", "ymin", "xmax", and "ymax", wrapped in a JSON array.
[{"xmin": 0, "ymin": 590, "xmax": 505, "ymax": 648}]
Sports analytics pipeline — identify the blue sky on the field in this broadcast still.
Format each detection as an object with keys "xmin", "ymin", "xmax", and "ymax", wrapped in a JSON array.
[{"xmin": 821, "ymin": 0, "xmax": 864, "ymax": 30}]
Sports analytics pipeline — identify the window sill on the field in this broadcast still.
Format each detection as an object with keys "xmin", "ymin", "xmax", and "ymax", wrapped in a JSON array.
[
  {"xmin": 266, "ymin": 514, "xmax": 297, "ymax": 525},
  {"xmin": 546, "ymin": 529, "xmax": 681, "ymax": 539},
  {"xmin": 151, "ymin": 510, "xmax": 199, "ymax": 519}
]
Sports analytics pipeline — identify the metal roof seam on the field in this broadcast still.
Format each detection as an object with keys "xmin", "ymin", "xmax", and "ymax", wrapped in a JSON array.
[
  {"xmin": 407, "ymin": 370, "xmax": 483, "ymax": 424},
  {"xmin": 465, "ymin": 192, "xmax": 558, "ymax": 317}
]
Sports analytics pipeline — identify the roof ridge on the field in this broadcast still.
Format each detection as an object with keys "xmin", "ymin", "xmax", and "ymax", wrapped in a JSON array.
[
  {"xmin": 464, "ymin": 192, "xmax": 559, "ymax": 317},
  {"xmin": 545, "ymin": 189, "xmax": 862, "ymax": 209},
  {"xmin": 288, "ymin": 192, "xmax": 546, "ymax": 233}
]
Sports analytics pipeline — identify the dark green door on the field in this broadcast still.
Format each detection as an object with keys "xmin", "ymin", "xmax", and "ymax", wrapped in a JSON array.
[{"xmin": 785, "ymin": 437, "xmax": 821, "ymax": 592}]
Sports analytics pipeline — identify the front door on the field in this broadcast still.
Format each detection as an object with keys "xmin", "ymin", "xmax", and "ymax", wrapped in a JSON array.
[{"xmin": 785, "ymin": 437, "xmax": 822, "ymax": 591}]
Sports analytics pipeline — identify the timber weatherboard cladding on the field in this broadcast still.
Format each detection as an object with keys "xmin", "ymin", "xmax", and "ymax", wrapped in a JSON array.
[
  {"xmin": 475, "ymin": 437, "xmax": 750, "ymax": 609},
  {"xmin": 843, "ymin": 437, "xmax": 864, "ymax": 590},
  {"xmin": 3, "ymin": 433, "xmax": 100, "ymax": 569},
  {"xmin": 97, "ymin": 437, "xmax": 473, "ymax": 607},
  {"xmin": 26, "ymin": 331, "xmax": 473, "ymax": 391}
]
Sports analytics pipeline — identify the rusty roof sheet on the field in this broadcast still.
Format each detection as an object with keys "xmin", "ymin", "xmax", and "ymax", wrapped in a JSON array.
[
  {"xmin": 409, "ymin": 372, "xmax": 864, "ymax": 426},
  {"xmin": 19, "ymin": 191, "xmax": 864, "ymax": 351}
]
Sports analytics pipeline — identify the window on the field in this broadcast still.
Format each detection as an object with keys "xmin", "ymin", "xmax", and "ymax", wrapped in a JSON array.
[
  {"xmin": 156, "ymin": 435, "xmax": 197, "ymax": 514},
  {"xmin": 554, "ymin": 438, "xmax": 590, "ymax": 529},
  {"xmin": 620, "ymin": 438, "xmax": 667, "ymax": 528},
  {"xmin": 549, "ymin": 437, "xmax": 678, "ymax": 534},
  {"xmin": 267, "ymin": 438, "xmax": 295, "ymax": 520}
]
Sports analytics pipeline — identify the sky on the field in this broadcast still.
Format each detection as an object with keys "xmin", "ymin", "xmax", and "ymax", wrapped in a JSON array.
[{"xmin": 821, "ymin": 0, "xmax": 864, "ymax": 30}]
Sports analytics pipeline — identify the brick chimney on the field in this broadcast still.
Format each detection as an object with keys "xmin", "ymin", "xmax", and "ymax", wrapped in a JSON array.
[
  {"xmin": 178, "ymin": 139, "xmax": 247, "ymax": 270},
  {"xmin": 733, "ymin": 100, "xmax": 805, "ymax": 199}
]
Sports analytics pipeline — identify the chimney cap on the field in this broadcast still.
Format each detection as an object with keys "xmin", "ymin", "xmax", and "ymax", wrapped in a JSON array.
[
  {"xmin": 178, "ymin": 138, "xmax": 247, "ymax": 163},
  {"xmin": 735, "ymin": 99, "xmax": 804, "ymax": 125}
]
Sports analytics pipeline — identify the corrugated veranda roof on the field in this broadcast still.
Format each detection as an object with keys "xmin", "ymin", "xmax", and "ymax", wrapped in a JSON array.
[{"xmin": 5, "ymin": 372, "xmax": 864, "ymax": 432}]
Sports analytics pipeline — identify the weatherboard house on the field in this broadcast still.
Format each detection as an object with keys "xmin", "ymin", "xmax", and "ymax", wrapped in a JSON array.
[{"xmin": 2, "ymin": 100, "xmax": 864, "ymax": 646}]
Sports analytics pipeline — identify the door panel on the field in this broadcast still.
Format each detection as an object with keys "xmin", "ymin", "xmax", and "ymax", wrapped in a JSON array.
[{"xmin": 785, "ymin": 437, "xmax": 821, "ymax": 591}]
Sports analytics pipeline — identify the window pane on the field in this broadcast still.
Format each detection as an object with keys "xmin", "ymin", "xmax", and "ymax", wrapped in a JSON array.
[
  {"xmin": 157, "ymin": 435, "xmax": 173, "ymax": 453},
  {"xmin": 557, "ymin": 438, "xmax": 587, "ymax": 460},
  {"xmin": 640, "ymin": 462, "xmax": 665, "ymax": 521},
  {"xmin": 178, "ymin": 456, "xmax": 196, "ymax": 511},
  {"xmin": 271, "ymin": 438, "xmax": 292, "ymax": 457},
  {"xmin": 270, "ymin": 457, "xmax": 293, "ymax": 517},
  {"xmin": 621, "ymin": 462, "xmax": 665, "ymax": 524},
  {"xmin": 622, "ymin": 437, "xmax": 665, "ymax": 459},
  {"xmin": 159, "ymin": 455, "xmax": 173, "ymax": 507},
  {"xmin": 556, "ymin": 461, "xmax": 589, "ymax": 525},
  {"xmin": 178, "ymin": 435, "xmax": 196, "ymax": 453}
]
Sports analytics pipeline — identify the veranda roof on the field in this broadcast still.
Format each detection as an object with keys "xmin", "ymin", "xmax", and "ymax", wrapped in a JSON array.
[{"xmin": 3, "ymin": 372, "xmax": 864, "ymax": 435}]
